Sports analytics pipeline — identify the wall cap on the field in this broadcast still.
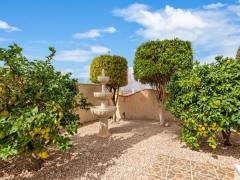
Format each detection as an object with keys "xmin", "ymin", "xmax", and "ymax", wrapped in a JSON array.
[{"xmin": 119, "ymin": 89, "xmax": 155, "ymax": 97}]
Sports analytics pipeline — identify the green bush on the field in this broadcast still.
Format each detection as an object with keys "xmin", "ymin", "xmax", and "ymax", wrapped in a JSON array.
[
  {"xmin": 134, "ymin": 38, "xmax": 193, "ymax": 102},
  {"xmin": 90, "ymin": 55, "xmax": 128, "ymax": 105},
  {"xmin": 167, "ymin": 57, "xmax": 240, "ymax": 150},
  {"xmin": 0, "ymin": 44, "xmax": 87, "ymax": 160}
]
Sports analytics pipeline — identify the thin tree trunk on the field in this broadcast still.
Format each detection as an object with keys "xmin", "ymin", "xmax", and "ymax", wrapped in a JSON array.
[
  {"xmin": 157, "ymin": 83, "xmax": 166, "ymax": 125},
  {"xmin": 112, "ymin": 87, "xmax": 120, "ymax": 122},
  {"xmin": 159, "ymin": 107, "xmax": 164, "ymax": 125},
  {"xmin": 30, "ymin": 154, "xmax": 43, "ymax": 171},
  {"xmin": 111, "ymin": 88, "xmax": 117, "ymax": 122},
  {"xmin": 112, "ymin": 88, "xmax": 116, "ymax": 106},
  {"xmin": 222, "ymin": 129, "xmax": 231, "ymax": 146}
]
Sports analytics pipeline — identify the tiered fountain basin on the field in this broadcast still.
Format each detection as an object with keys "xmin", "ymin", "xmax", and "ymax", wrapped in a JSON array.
[
  {"xmin": 97, "ymin": 75, "xmax": 109, "ymax": 84},
  {"xmin": 90, "ymin": 69, "xmax": 116, "ymax": 137},
  {"xmin": 93, "ymin": 92, "xmax": 112, "ymax": 100},
  {"xmin": 91, "ymin": 105, "xmax": 116, "ymax": 119}
]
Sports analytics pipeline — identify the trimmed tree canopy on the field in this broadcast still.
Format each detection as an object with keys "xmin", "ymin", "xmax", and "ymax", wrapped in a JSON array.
[
  {"xmin": 134, "ymin": 38, "xmax": 193, "ymax": 101},
  {"xmin": 90, "ymin": 55, "xmax": 128, "ymax": 89},
  {"xmin": 90, "ymin": 55, "xmax": 128, "ymax": 108}
]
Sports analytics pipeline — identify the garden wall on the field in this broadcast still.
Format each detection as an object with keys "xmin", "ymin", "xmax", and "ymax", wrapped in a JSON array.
[
  {"xmin": 116, "ymin": 89, "xmax": 173, "ymax": 121},
  {"xmin": 75, "ymin": 84, "xmax": 101, "ymax": 123},
  {"xmin": 76, "ymin": 84, "xmax": 174, "ymax": 123}
]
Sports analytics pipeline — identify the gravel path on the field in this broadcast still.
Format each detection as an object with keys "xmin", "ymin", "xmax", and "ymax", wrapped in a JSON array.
[{"xmin": 1, "ymin": 120, "xmax": 240, "ymax": 179}]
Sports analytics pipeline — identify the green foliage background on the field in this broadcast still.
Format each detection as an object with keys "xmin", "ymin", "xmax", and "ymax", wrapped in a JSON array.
[
  {"xmin": 167, "ymin": 57, "xmax": 240, "ymax": 149},
  {"xmin": 0, "ymin": 44, "xmax": 87, "ymax": 160}
]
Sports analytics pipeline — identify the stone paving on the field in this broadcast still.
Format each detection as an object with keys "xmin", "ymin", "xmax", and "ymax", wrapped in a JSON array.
[{"xmin": 148, "ymin": 155, "xmax": 234, "ymax": 180}]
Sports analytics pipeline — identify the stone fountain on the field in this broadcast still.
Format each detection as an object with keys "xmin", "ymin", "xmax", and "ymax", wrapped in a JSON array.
[{"xmin": 90, "ymin": 69, "xmax": 117, "ymax": 137}]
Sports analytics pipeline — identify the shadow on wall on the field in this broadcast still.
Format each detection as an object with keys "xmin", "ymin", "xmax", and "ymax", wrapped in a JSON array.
[
  {"xmin": 117, "ymin": 89, "xmax": 174, "ymax": 122},
  {"xmin": 76, "ymin": 84, "xmax": 174, "ymax": 123},
  {"xmin": 76, "ymin": 84, "xmax": 104, "ymax": 123}
]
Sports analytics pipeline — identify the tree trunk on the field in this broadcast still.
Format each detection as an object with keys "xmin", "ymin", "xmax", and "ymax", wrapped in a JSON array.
[
  {"xmin": 112, "ymin": 87, "xmax": 119, "ymax": 122},
  {"xmin": 158, "ymin": 107, "xmax": 164, "ymax": 125},
  {"xmin": 156, "ymin": 83, "xmax": 166, "ymax": 125},
  {"xmin": 222, "ymin": 129, "xmax": 231, "ymax": 146},
  {"xmin": 30, "ymin": 154, "xmax": 43, "ymax": 171},
  {"xmin": 110, "ymin": 88, "xmax": 117, "ymax": 122}
]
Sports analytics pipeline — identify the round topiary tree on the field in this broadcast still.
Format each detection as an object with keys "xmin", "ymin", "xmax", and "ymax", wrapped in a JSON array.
[
  {"xmin": 134, "ymin": 38, "xmax": 193, "ymax": 123},
  {"xmin": 90, "ymin": 55, "xmax": 128, "ymax": 120}
]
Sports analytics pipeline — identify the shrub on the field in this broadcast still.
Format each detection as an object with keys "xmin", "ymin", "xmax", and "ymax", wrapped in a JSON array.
[
  {"xmin": 167, "ymin": 57, "xmax": 240, "ymax": 150},
  {"xmin": 0, "ymin": 44, "xmax": 88, "ymax": 160}
]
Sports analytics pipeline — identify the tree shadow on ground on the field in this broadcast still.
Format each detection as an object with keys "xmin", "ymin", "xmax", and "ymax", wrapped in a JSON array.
[
  {"xmin": 199, "ymin": 132, "xmax": 240, "ymax": 160},
  {"xmin": 1, "ymin": 120, "xmax": 179, "ymax": 179}
]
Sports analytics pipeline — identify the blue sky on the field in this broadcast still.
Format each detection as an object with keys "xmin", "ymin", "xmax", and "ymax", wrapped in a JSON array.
[{"xmin": 0, "ymin": 0, "xmax": 240, "ymax": 86}]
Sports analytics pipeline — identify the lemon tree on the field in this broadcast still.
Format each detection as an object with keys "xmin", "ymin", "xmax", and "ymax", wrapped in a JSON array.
[
  {"xmin": 0, "ymin": 44, "xmax": 88, "ymax": 161},
  {"xmin": 167, "ymin": 57, "xmax": 240, "ymax": 150}
]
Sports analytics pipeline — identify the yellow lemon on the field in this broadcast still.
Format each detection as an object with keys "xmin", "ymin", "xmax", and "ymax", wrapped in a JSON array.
[
  {"xmin": 45, "ymin": 127, "xmax": 50, "ymax": 133},
  {"xmin": 33, "ymin": 128, "xmax": 41, "ymax": 134},
  {"xmin": 37, "ymin": 152, "xmax": 49, "ymax": 159},
  {"xmin": 211, "ymin": 145, "xmax": 217, "ymax": 149},
  {"xmin": 43, "ymin": 133, "xmax": 49, "ymax": 140},
  {"xmin": 0, "ymin": 110, "xmax": 10, "ymax": 118}
]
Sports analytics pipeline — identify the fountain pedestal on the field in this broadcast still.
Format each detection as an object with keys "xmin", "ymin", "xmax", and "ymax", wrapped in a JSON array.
[
  {"xmin": 99, "ymin": 119, "xmax": 110, "ymax": 137},
  {"xmin": 90, "ymin": 69, "xmax": 116, "ymax": 137}
]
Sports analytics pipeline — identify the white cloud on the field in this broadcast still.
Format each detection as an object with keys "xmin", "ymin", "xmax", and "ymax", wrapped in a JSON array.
[
  {"xmin": 90, "ymin": 46, "xmax": 110, "ymax": 54},
  {"xmin": 62, "ymin": 66, "xmax": 90, "ymax": 83},
  {"xmin": 0, "ymin": 20, "xmax": 21, "ymax": 32},
  {"xmin": 203, "ymin": 2, "xmax": 225, "ymax": 9},
  {"xmin": 0, "ymin": 37, "xmax": 12, "ymax": 42},
  {"xmin": 56, "ymin": 46, "xmax": 110, "ymax": 62},
  {"xmin": 228, "ymin": 5, "xmax": 240, "ymax": 16},
  {"xmin": 113, "ymin": 3, "xmax": 240, "ymax": 62},
  {"xmin": 114, "ymin": 4, "xmax": 206, "ymax": 41},
  {"xmin": 73, "ymin": 27, "xmax": 116, "ymax": 39},
  {"xmin": 56, "ymin": 49, "xmax": 91, "ymax": 62}
]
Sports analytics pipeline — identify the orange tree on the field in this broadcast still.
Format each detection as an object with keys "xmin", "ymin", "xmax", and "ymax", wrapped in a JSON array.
[
  {"xmin": 0, "ymin": 44, "xmax": 88, "ymax": 161},
  {"xmin": 134, "ymin": 39, "xmax": 193, "ymax": 122},
  {"xmin": 167, "ymin": 57, "xmax": 240, "ymax": 150}
]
